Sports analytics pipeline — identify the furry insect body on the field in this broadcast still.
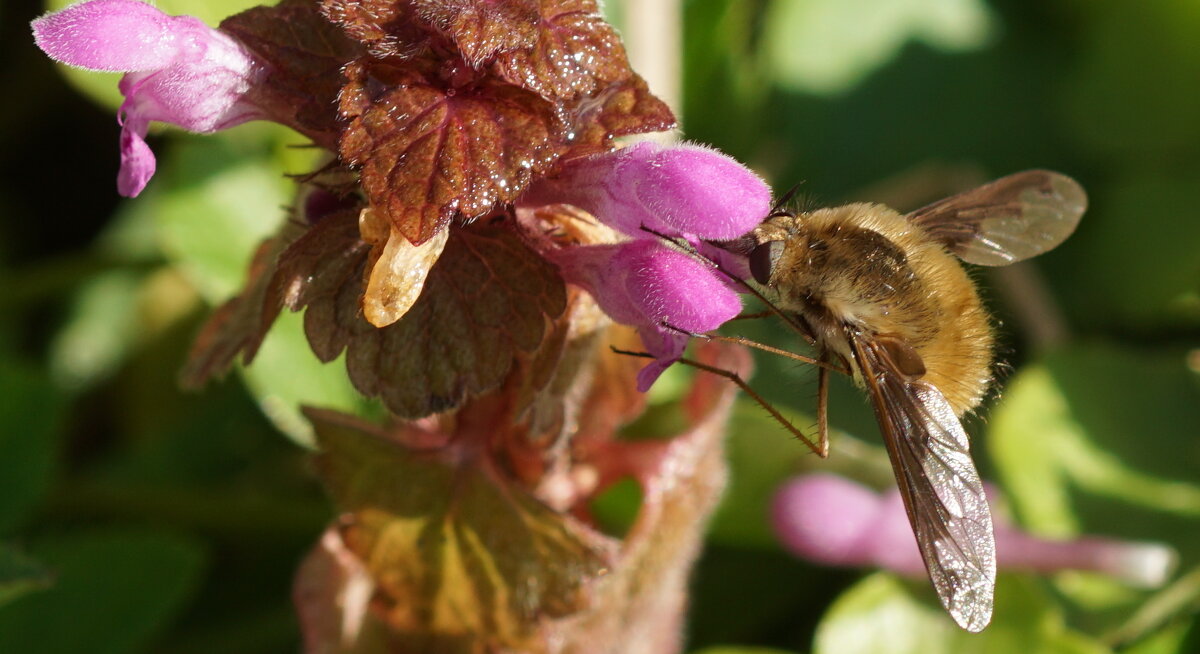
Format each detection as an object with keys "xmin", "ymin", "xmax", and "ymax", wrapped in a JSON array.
[
  {"xmin": 751, "ymin": 203, "xmax": 993, "ymax": 415},
  {"xmin": 727, "ymin": 170, "xmax": 1088, "ymax": 632}
]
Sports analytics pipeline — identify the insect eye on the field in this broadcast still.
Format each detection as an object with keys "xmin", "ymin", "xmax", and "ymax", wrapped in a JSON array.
[{"xmin": 748, "ymin": 240, "xmax": 784, "ymax": 284}]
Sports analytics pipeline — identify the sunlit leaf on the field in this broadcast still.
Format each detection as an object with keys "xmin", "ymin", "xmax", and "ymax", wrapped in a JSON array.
[
  {"xmin": 565, "ymin": 74, "xmax": 676, "ymax": 154},
  {"xmin": 762, "ymin": 0, "xmax": 995, "ymax": 95},
  {"xmin": 988, "ymin": 343, "xmax": 1200, "ymax": 612},
  {"xmin": 320, "ymin": 0, "xmax": 428, "ymax": 58},
  {"xmin": 416, "ymin": 0, "xmax": 539, "ymax": 65},
  {"xmin": 152, "ymin": 130, "xmax": 298, "ymax": 301},
  {"xmin": 48, "ymin": 270, "xmax": 143, "ymax": 390},
  {"xmin": 338, "ymin": 58, "xmax": 560, "ymax": 245},
  {"xmin": 490, "ymin": 0, "xmax": 631, "ymax": 101},
  {"xmin": 696, "ymin": 643, "xmax": 796, "ymax": 648},
  {"xmin": 814, "ymin": 573, "xmax": 1110, "ymax": 654},
  {"xmin": 309, "ymin": 409, "xmax": 616, "ymax": 648},
  {"xmin": 990, "ymin": 344, "xmax": 1200, "ymax": 539}
]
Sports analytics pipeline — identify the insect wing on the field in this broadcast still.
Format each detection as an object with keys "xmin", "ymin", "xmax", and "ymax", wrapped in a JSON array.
[
  {"xmin": 851, "ymin": 335, "xmax": 997, "ymax": 632},
  {"xmin": 906, "ymin": 170, "xmax": 1086, "ymax": 266}
]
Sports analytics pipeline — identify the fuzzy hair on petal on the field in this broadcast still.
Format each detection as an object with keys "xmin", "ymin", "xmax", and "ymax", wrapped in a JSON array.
[{"xmin": 32, "ymin": 0, "xmax": 182, "ymax": 72}]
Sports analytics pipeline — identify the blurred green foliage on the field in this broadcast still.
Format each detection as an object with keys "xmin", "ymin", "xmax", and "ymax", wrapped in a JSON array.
[{"xmin": 3, "ymin": 0, "xmax": 1198, "ymax": 652}]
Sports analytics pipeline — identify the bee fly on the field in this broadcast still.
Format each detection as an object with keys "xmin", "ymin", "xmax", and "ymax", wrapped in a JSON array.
[{"xmin": 715, "ymin": 170, "xmax": 1087, "ymax": 631}]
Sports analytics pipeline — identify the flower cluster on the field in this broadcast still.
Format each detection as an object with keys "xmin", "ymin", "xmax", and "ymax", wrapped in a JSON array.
[
  {"xmin": 32, "ymin": 1, "xmax": 770, "ymax": 651},
  {"xmin": 33, "ymin": 0, "xmax": 766, "ymax": 390}
]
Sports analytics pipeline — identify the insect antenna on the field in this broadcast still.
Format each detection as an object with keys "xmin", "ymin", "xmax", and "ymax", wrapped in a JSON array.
[
  {"xmin": 768, "ymin": 182, "xmax": 804, "ymax": 218},
  {"xmin": 610, "ymin": 346, "xmax": 828, "ymax": 457}
]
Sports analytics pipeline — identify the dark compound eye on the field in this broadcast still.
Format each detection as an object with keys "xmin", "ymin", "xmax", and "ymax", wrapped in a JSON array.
[{"xmin": 748, "ymin": 240, "xmax": 784, "ymax": 285}]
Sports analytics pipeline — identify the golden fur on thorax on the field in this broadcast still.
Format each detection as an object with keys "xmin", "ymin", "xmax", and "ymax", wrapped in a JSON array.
[{"xmin": 753, "ymin": 203, "xmax": 993, "ymax": 415}]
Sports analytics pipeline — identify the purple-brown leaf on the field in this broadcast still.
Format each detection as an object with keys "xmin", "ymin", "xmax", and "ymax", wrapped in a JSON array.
[
  {"xmin": 179, "ymin": 218, "xmax": 310, "ymax": 388},
  {"xmin": 562, "ymin": 73, "xmax": 676, "ymax": 155},
  {"xmin": 268, "ymin": 210, "xmax": 567, "ymax": 417},
  {"xmin": 339, "ymin": 58, "xmax": 560, "ymax": 245},
  {"xmin": 414, "ymin": 0, "xmax": 540, "ymax": 65},
  {"xmin": 220, "ymin": 0, "xmax": 364, "ymax": 148},
  {"xmin": 490, "ymin": 0, "xmax": 630, "ymax": 102},
  {"xmin": 320, "ymin": 0, "xmax": 427, "ymax": 58}
]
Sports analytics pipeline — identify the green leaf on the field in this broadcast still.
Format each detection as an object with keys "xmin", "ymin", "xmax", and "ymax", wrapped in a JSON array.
[
  {"xmin": 0, "ymin": 531, "xmax": 206, "ymax": 654},
  {"xmin": 0, "ymin": 360, "xmax": 64, "ymax": 534},
  {"xmin": 48, "ymin": 270, "xmax": 144, "ymax": 391},
  {"xmin": 241, "ymin": 312, "xmax": 380, "ymax": 447},
  {"xmin": 989, "ymin": 344, "xmax": 1200, "ymax": 542},
  {"xmin": 151, "ymin": 130, "xmax": 297, "ymax": 302},
  {"xmin": 1062, "ymin": 0, "xmax": 1200, "ymax": 160},
  {"xmin": 762, "ymin": 0, "xmax": 995, "ymax": 95},
  {"xmin": 152, "ymin": 130, "xmax": 372, "ymax": 444},
  {"xmin": 0, "ymin": 545, "xmax": 52, "ymax": 608},
  {"xmin": 814, "ymin": 573, "xmax": 1111, "ymax": 654},
  {"xmin": 1042, "ymin": 173, "xmax": 1200, "ymax": 330}
]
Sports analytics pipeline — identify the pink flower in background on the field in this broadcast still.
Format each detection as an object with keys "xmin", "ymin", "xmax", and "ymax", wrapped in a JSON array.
[
  {"xmin": 773, "ymin": 473, "xmax": 1178, "ymax": 588},
  {"xmin": 527, "ymin": 142, "xmax": 771, "ymax": 390},
  {"xmin": 32, "ymin": 0, "xmax": 265, "ymax": 196}
]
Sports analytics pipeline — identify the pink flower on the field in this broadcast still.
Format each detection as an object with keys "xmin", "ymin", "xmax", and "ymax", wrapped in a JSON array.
[
  {"xmin": 526, "ymin": 142, "xmax": 771, "ymax": 389},
  {"xmin": 32, "ymin": 0, "xmax": 264, "ymax": 196},
  {"xmin": 773, "ymin": 473, "xmax": 1178, "ymax": 588}
]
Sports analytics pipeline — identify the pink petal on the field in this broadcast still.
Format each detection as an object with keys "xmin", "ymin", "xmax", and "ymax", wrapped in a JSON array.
[
  {"xmin": 523, "ymin": 142, "xmax": 771, "ymax": 240},
  {"xmin": 634, "ymin": 326, "xmax": 689, "ymax": 392},
  {"xmin": 635, "ymin": 143, "xmax": 773, "ymax": 240},
  {"xmin": 771, "ymin": 474, "xmax": 886, "ymax": 567},
  {"xmin": 616, "ymin": 240, "xmax": 742, "ymax": 333},
  {"xmin": 547, "ymin": 244, "xmax": 646, "ymax": 326},
  {"xmin": 117, "ymin": 110, "xmax": 154, "ymax": 197},
  {"xmin": 548, "ymin": 240, "xmax": 742, "ymax": 390},
  {"xmin": 32, "ymin": 0, "xmax": 182, "ymax": 72}
]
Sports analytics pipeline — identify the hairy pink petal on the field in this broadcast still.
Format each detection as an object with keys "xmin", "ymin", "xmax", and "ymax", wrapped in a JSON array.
[
  {"xmin": 616, "ymin": 240, "xmax": 742, "ymax": 333},
  {"xmin": 524, "ymin": 142, "xmax": 771, "ymax": 240},
  {"xmin": 771, "ymin": 473, "xmax": 901, "ymax": 568},
  {"xmin": 773, "ymin": 473, "xmax": 1178, "ymax": 585},
  {"xmin": 549, "ymin": 240, "xmax": 741, "ymax": 390},
  {"xmin": 31, "ymin": 0, "xmax": 178, "ymax": 71},
  {"xmin": 633, "ymin": 326, "xmax": 689, "ymax": 392},
  {"xmin": 635, "ymin": 143, "xmax": 772, "ymax": 240},
  {"xmin": 117, "ymin": 112, "xmax": 155, "ymax": 196},
  {"xmin": 32, "ymin": 0, "xmax": 263, "ymax": 196}
]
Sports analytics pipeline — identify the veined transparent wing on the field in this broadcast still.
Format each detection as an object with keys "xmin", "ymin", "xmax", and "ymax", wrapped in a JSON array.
[
  {"xmin": 850, "ymin": 332, "xmax": 997, "ymax": 632},
  {"xmin": 906, "ymin": 170, "xmax": 1086, "ymax": 266}
]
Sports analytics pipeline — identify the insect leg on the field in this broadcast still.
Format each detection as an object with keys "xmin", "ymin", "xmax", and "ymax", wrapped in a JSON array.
[
  {"xmin": 725, "ymin": 310, "xmax": 772, "ymax": 321},
  {"xmin": 610, "ymin": 347, "xmax": 827, "ymax": 457},
  {"xmin": 661, "ymin": 322, "xmax": 848, "ymax": 375},
  {"xmin": 816, "ymin": 364, "xmax": 830, "ymax": 457}
]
